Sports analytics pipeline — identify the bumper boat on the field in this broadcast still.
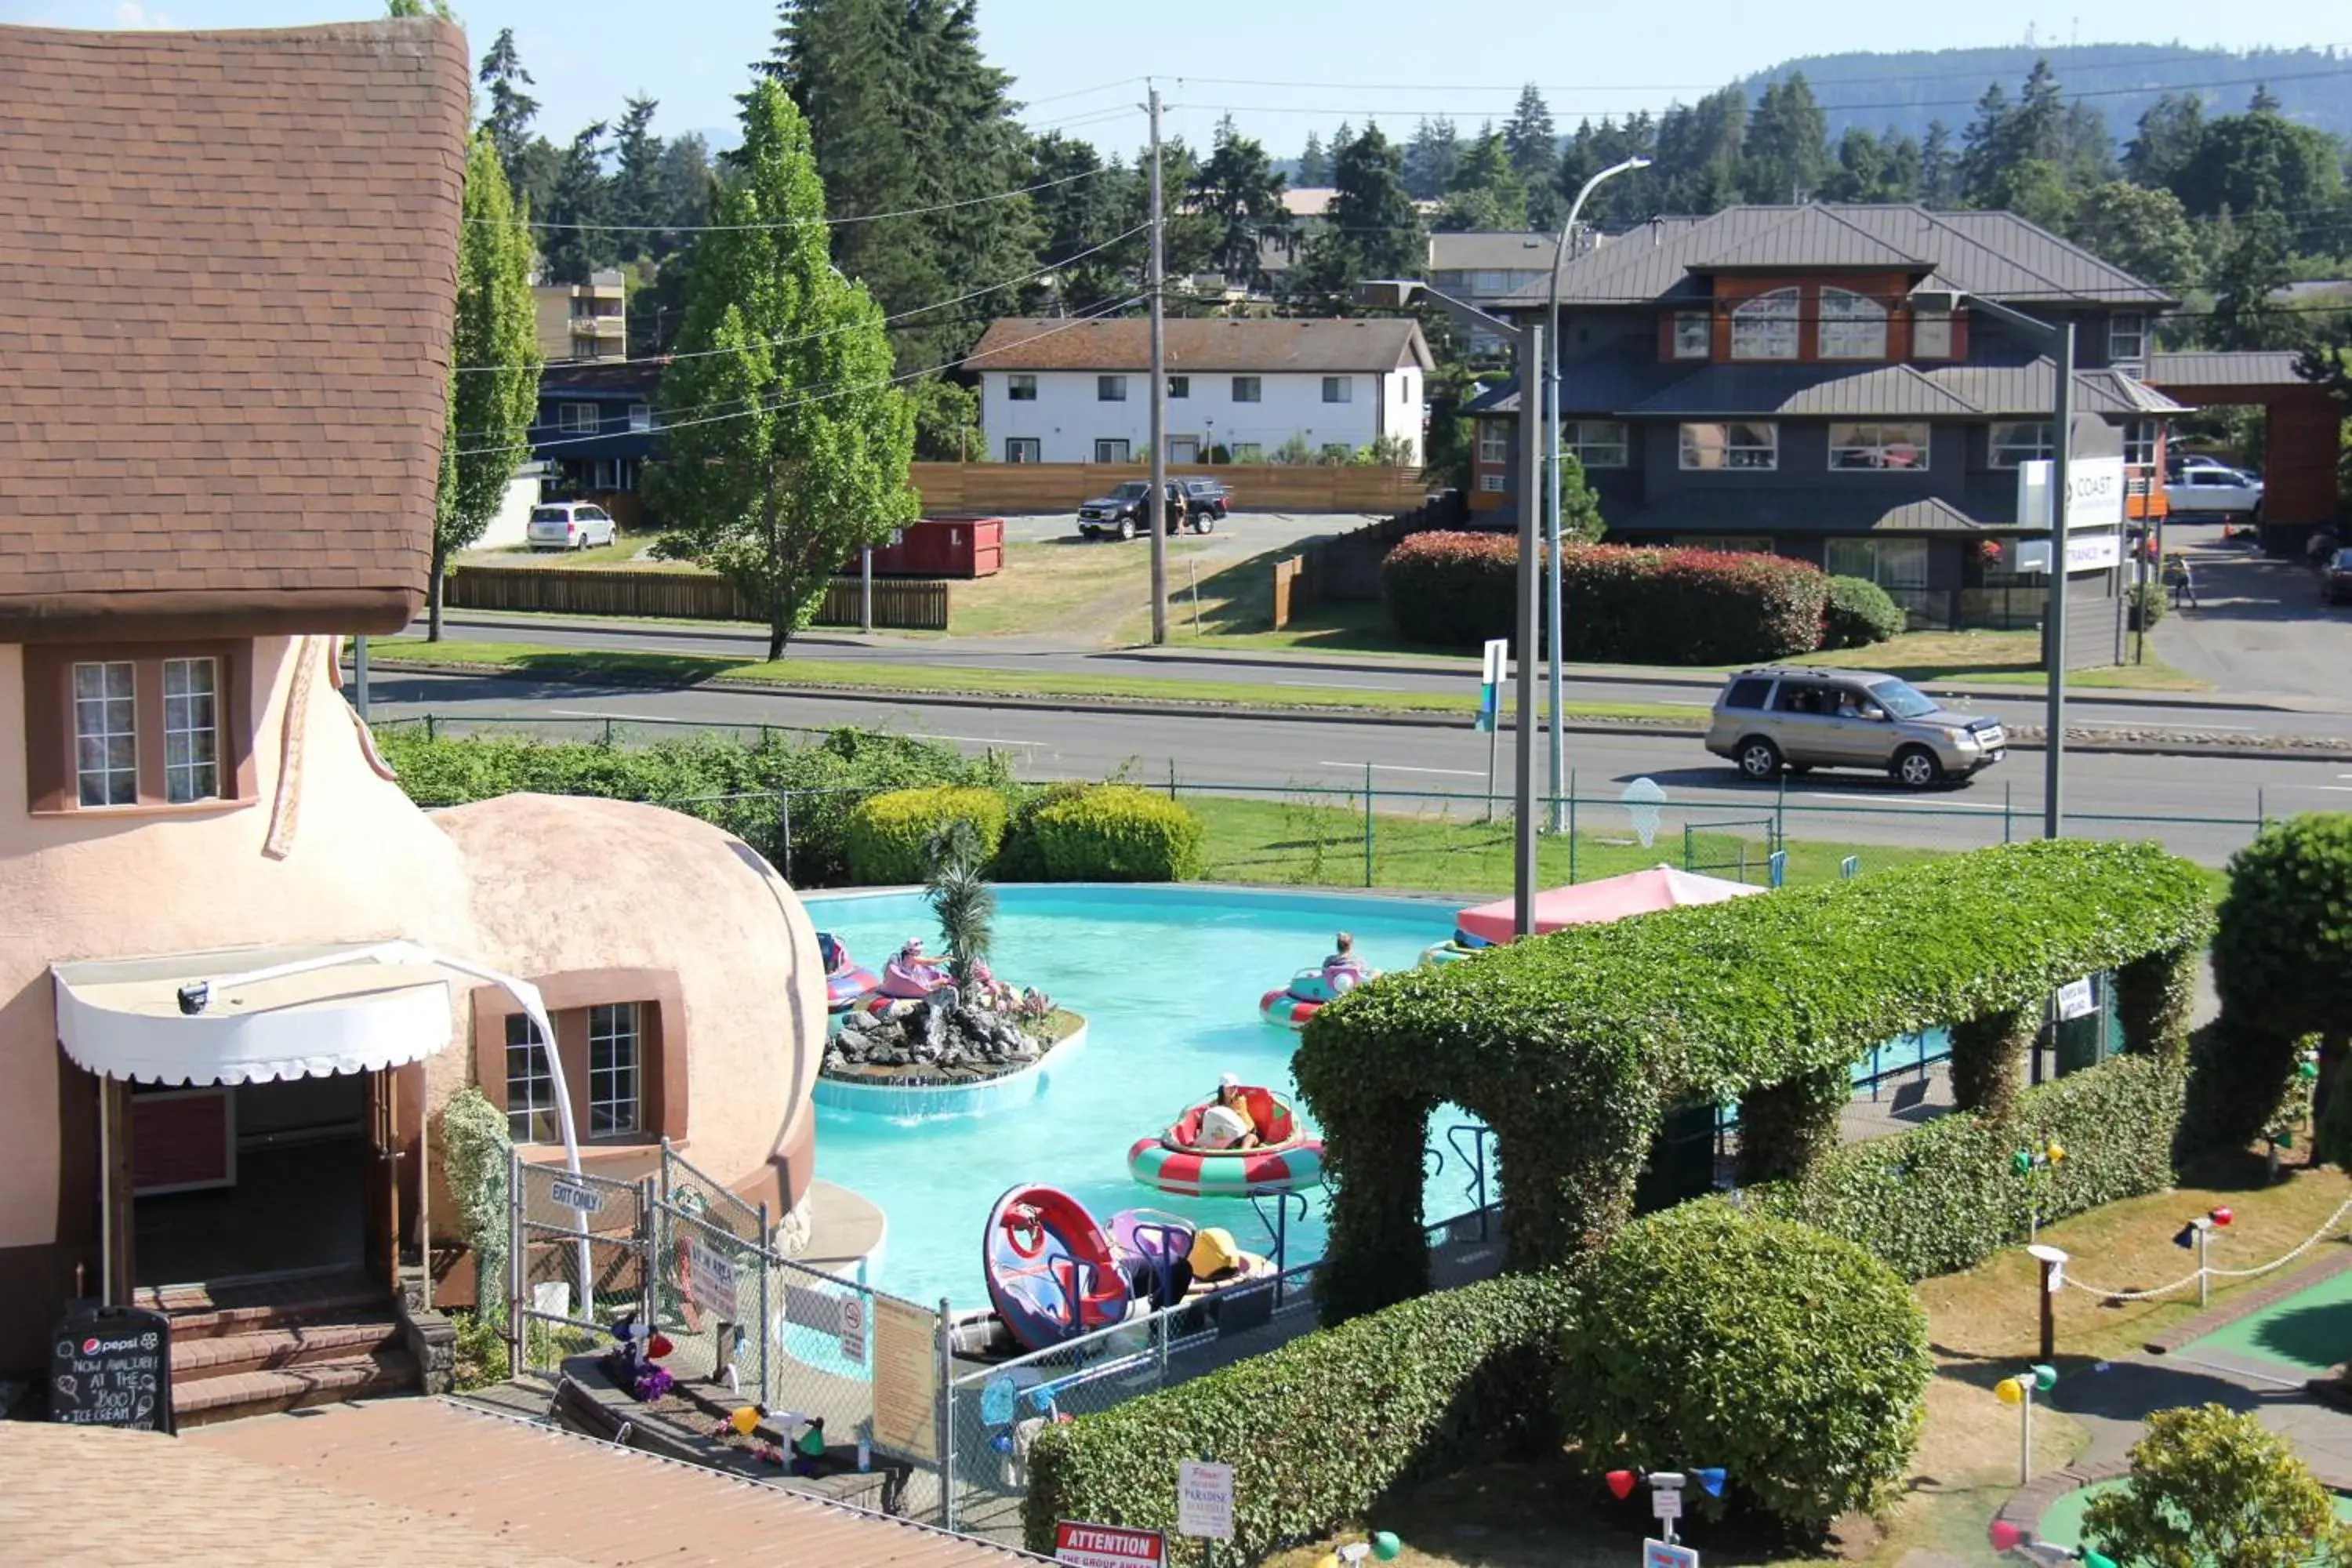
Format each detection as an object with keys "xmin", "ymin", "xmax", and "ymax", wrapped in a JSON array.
[
  {"xmin": 818, "ymin": 932, "xmax": 880, "ymax": 1016},
  {"xmin": 983, "ymin": 1185, "xmax": 1136, "ymax": 1352},
  {"xmin": 1127, "ymin": 1087, "xmax": 1325, "ymax": 1197},
  {"xmin": 1258, "ymin": 961, "xmax": 1375, "ymax": 1029}
]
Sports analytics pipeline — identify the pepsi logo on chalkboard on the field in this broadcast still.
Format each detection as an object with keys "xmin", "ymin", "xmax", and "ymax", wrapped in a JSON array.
[{"xmin": 50, "ymin": 1305, "xmax": 174, "ymax": 1435}]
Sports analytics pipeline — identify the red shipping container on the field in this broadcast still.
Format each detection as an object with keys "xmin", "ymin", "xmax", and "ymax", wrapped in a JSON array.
[{"xmin": 865, "ymin": 516, "xmax": 1003, "ymax": 579}]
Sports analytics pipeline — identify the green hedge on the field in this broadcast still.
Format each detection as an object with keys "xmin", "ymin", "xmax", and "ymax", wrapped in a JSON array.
[
  {"xmin": 1029, "ymin": 785, "xmax": 1206, "ymax": 881},
  {"xmin": 1821, "ymin": 574, "xmax": 1907, "ymax": 648},
  {"xmin": 1298, "ymin": 840, "xmax": 2216, "ymax": 1319},
  {"xmin": 993, "ymin": 781, "xmax": 1093, "ymax": 881},
  {"xmin": 1378, "ymin": 534, "xmax": 1831, "ymax": 662},
  {"xmin": 2213, "ymin": 815, "xmax": 2352, "ymax": 1038},
  {"xmin": 1562, "ymin": 1203, "xmax": 1929, "ymax": 1531},
  {"xmin": 843, "ymin": 786, "xmax": 1009, "ymax": 884},
  {"xmin": 1024, "ymin": 1270, "xmax": 1576, "ymax": 1563},
  {"xmin": 1747, "ymin": 1051, "xmax": 2189, "ymax": 1281}
]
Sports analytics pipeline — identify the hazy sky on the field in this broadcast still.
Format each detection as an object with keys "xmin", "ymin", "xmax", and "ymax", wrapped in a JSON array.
[{"xmin": 11, "ymin": 0, "xmax": 2348, "ymax": 158}]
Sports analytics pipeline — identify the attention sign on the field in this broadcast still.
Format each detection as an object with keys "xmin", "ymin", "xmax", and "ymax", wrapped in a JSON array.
[{"xmin": 1054, "ymin": 1522, "xmax": 1166, "ymax": 1568}]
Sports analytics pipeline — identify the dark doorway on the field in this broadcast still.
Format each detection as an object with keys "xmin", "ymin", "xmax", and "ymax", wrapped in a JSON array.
[{"xmin": 131, "ymin": 1074, "xmax": 369, "ymax": 1288}]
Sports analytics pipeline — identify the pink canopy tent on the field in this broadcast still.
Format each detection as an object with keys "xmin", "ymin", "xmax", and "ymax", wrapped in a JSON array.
[{"xmin": 1453, "ymin": 864, "xmax": 1765, "ymax": 946}]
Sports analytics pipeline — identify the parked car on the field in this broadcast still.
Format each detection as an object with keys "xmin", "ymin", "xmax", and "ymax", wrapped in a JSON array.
[
  {"xmin": 526, "ymin": 501, "xmax": 619, "ymax": 551},
  {"xmin": 2324, "ymin": 548, "xmax": 2352, "ymax": 605},
  {"xmin": 2165, "ymin": 462, "xmax": 2265, "ymax": 519},
  {"xmin": 1179, "ymin": 478, "xmax": 1231, "ymax": 530},
  {"xmin": 1076, "ymin": 481, "xmax": 1184, "ymax": 540},
  {"xmin": 1705, "ymin": 667, "xmax": 2006, "ymax": 789}
]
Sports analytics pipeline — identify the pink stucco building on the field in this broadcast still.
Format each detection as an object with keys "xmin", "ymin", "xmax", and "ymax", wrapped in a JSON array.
[{"xmin": 0, "ymin": 20, "xmax": 826, "ymax": 1403}]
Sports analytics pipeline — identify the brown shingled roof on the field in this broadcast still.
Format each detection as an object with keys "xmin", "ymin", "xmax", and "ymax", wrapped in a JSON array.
[
  {"xmin": 971, "ymin": 316, "xmax": 1433, "ymax": 374},
  {"xmin": 0, "ymin": 20, "xmax": 470, "ymax": 641}
]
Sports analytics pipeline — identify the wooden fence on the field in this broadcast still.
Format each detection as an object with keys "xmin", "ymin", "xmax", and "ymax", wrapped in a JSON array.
[
  {"xmin": 911, "ymin": 461, "xmax": 1435, "ymax": 516},
  {"xmin": 1269, "ymin": 492, "xmax": 1469, "ymax": 630},
  {"xmin": 444, "ymin": 565, "xmax": 952, "ymax": 632}
]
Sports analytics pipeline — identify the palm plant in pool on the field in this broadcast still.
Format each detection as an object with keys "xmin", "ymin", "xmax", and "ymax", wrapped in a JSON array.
[{"xmin": 925, "ymin": 819, "xmax": 996, "ymax": 984}]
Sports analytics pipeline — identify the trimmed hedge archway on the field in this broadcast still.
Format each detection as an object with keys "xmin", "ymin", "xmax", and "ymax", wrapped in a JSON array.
[{"xmin": 1294, "ymin": 840, "xmax": 2212, "ymax": 1322}]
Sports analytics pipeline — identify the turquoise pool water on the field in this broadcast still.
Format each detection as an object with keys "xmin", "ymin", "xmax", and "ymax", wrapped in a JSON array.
[{"xmin": 803, "ymin": 885, "xmax": 1480, "ymax": 1308}]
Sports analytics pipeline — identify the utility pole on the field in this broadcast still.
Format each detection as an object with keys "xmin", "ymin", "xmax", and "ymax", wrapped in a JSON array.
[
  {"xmin": 2045, "ymin": 321, "xmax": 2074, "ymax": 840},
  {"xmin": 1147, "ymin": 83, "xmax": 1170, "ymax": 645}
]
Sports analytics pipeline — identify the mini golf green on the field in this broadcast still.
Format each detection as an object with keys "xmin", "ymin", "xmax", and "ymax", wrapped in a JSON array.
[
  {"xmin": 2036, "ymin": 1476, "xmax": 2352, "ymax": 1552},
  {"xmin": 2176, "ymin": 1263, "xmax": 2352, "ymax": 1380}
]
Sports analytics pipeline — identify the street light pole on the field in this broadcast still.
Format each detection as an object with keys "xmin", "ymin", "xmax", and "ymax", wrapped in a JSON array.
[{"xmin": 1545, "ymin": 155, "xmax": 1649, "ymax": 831}]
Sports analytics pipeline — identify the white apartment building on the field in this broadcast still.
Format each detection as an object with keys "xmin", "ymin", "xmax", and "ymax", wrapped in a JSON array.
[{"xmin": 971, "ymin": 317, "xmax": 1432, "ymax": 465}]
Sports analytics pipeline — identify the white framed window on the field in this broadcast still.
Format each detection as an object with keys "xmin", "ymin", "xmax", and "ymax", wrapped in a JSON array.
[
  {"xmin": 588, "ymin": 1002, "xmax": 641, "ymax": 1136},
  {"xmin": 1478, "ymin": 472, "xmax": 1506, "ymax": 492},
  {"xmin": 1679, "ymin": 421, "xmax": 1777, "ymax": 470},
  {"xmin": 587, "ymin": 458, "xmax": 640, "ymax": 492},
  {"xmin": 2109, "ymin": 313, "xmax": 2148, "ymax": 365},
  {"xmin": 1478, "ymin": 421, "xmax": 1510, "ymax": 464},
  {"xmin": 1167, "ymin": 376, "xmax": 1189, "ymax": 399},
  {"xmin": 73, "ymin": 661, "xmax": 137, "ymax": 808},
  {"xmin": 1097, "ymin": 375, "xmax": 1128, "ymax": 402},
  {"xmin": 626, "ymin": 402, "xmax": 652, "ymax": 433},
  {"xmin": 1004, "ymin": 437, "xmax": 1040, "ymax": 463},
  {"xmin": 1828, "ymin": 422, "xmax": 1930, "ymax": 471},
  {"xmin": 1232, "ymin": 376, "xmax": 1262, "ymax": 403},
  {"xmin": 1007, "ymin": 374, "xmax": 1037, "ymax": 402},
  {"xmin": 2124, "ymin": 420, "xmax": 2160, "ymax": 468},
  {"xmin": 1817, "ymin": 288, "xmax": 1889, "ymax": 360},
  {"xmin": 162, "ymin": 656, "xmax": 220, "ymax": 804},
  {"xmin": 1991, "ymin": 420, "xmax": 2053, "ymax": 469},
  {"xmin": 1562, "ymin": 420, "xmax": 1628, "ymax": 470},
  {"xmin": 504, "ymin": 1012, "xmax": 557, "ymax": 1144},
  {"xmin": 1672, "ymin": 310, "xmax": 1711, "ymax": 359},
  {"xmin": 1826, "ymin": 536, "xmax": 1929, "ymax": 590},
  {"xmin": 557, "ymin": 402, "xmax": 600, "ymax": 434},
  {"xmin": 1093, "ymin": 438, "xmax": 1131, "ymax": 463},
  {"xmin": 1729, "ymin": 288, "xmax": 1800, "ymax": 361},
  {"xmin": 1230, "ymin": 441, "xmax": 1262, "ymax": 462},
  {"xmin": 1322, "ymin": 376, "xmax": 1353, "ymax": 404},
  {"xmin": 1911, "ymin": 308, "xmax": 1953, "ymax": 359}
]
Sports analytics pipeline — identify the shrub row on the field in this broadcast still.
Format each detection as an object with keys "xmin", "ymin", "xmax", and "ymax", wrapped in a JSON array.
[
  {"xmin": 1746, "ymin": 1051, "xmax": 2189, "ymax": 1281},
  {"xmin": 1378, "ymin": 535, "xmax": 1842, "ymax": 663},
  {"xmin": 1024, "ymin": 1207, "xmax": 1930, "ymax": 1558},
  {"xmin": 1028, "ymin": 783, "xmax": 1206, "ymax": 882},
  {"xmin": 843, "ymin": 786, "xmax": 1009, "ymax": 884},
  {"xmin": 1821, "ymin": 573, "xmax": 1908, "ymax": 648}
]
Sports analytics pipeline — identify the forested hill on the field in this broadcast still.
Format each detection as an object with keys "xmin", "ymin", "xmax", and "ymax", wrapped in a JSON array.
[{"xmin": 1744, "ymin": 45, "xmax": 2352, "ymax": 142}]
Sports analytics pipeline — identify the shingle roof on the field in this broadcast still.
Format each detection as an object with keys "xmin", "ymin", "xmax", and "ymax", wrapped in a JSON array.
[
  {"xmin": 1497, "ymin": 205, "xmax": 2175, "ymax": 309},
  {"xmin": 2144, "ymin": 350, "xmax": 2314, "ymax": 391},
  {"xmin": 970, "ymin": 317, "xmax": 1432, "ymax": 374},
  {"xmin": 0, "ymin": 20, "xmax": 470, "ymax": 639},
  {"xmin": 1610, "ymin": 491, "xmax": 1998, "ymax": 536}
]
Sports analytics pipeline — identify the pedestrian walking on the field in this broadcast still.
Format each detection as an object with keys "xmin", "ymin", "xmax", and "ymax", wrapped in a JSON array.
[{"xmin": 2162, "ymin": 554, "xmax": 2198, "ymax": 609}]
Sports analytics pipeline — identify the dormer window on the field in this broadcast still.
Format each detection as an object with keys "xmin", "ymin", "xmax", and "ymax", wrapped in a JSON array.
[
  {"xmin": 1730, "ymin": 289, "xmax": 1800, "ymax": 361},
  {"xmin": 1818, "ymin": 289, "xmax": 1888, "ymax": 360}
]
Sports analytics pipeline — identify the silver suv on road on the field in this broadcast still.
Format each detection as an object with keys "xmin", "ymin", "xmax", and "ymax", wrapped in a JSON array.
[{"xmin": 1704, "ymin": 668, "xmax": 2005, "ymax": 789}]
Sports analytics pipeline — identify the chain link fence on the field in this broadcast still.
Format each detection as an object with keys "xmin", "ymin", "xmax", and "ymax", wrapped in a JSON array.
[{"xmin": 508, "ymin": 1156, "xmax": 649, "ymax": 1376}]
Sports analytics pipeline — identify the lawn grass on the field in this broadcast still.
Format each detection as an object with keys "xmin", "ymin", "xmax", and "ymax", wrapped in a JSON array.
[
  {"xmin": 1784, "ymin": 628, "xmax": 2208, "ymax": 691},
  {"xmin": 1185, "ymin": 793, "xmax": 1944, "ymax": 894},
  {"xmin": 949, "ymin": 537, "xmax": 1221, "ymax": 639},
  {"xmin": 372, "ymin": 637, "xmax": 1700, "ymax": 723},
  {"xmin": 463, "ymin": 532, "xmax": 688, "ymax": 569}
]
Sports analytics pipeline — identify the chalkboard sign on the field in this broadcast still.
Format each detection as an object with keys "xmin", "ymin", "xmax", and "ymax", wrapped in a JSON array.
[{"xmin": 49, "ymin": 1305, "xmax": 174, "ymax": 1434}]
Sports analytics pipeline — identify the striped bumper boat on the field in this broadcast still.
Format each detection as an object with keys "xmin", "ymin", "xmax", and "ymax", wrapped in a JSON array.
[{"xmin": 1127, "ymin": 1088, "xmax": 1325, "ymax": 1198}]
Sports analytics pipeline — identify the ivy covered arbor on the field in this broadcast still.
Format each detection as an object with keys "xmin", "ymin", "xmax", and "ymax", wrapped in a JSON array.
[{"xmin": 1294, "ymin": 840, "xmax": 2213, "ymax": 1322}]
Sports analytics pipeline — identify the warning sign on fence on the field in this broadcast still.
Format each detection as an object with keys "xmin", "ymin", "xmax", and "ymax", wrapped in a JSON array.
[
  {"xmin": 682, "ymin": 1231, "xmax": 739, "ymax": 1313},
  {"xmin": 870, "ymin": 1295, "xmax": 938, "ymax": 1462},
  {"xmin": 1055, "ymin": 1521, "xmax": 1165, "ymax": 1567}
]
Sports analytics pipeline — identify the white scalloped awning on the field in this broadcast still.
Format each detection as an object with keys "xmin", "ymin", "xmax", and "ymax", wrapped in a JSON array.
[{"xmin": 53, "ymin": 944, "xmax": 454, "ymax": 1086}]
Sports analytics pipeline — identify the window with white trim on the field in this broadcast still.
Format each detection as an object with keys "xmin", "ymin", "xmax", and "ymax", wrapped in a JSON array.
[
  {"xmin": 1672, "ymin": 310, "xmax": 1711, "ymax": 359},
  {"xmin": 1817, "ymin": 288, "xmax": 1889, "ymax": 360},
  {"xmin": 1232, "ymin": 376, "xmax": 1262, "ymax": 403},
  {"xmin": 2124, "ymin": 420, "xmax": 2160, "ymax": 467},
  {"xmin": 1911, "ymin": 309, "xmax": 1953, "ymax": 359},
  {"xmin": 161, "ymin": 657, "xmax": 220, "ymax": 804},
  {"xmin": 588, "ymin": 1002, "xmax": 642, "ymax": 1135},
  {"xmin": 1679, "ymin": 421, "xmax": 1778, "ymax": 470},
  {"xmin": 627, "ymin": 402, "xmax": 652, "ymax": 433},
  {"xmin": 1828, "ymin": 422, "xmax": 1930, "ymax": 471},
  {"xmin": 1004, "ymin": 437, "xmax": 1040, "ymax": 463},
  {"xmin": 1167, "ymin": 376, "xmax": 1189, "ymax": 399},
  {"xmin": 2108, "ymin": 313, "xmax": 2148, "ymax": 365},
  {"xmin": 1007, "ymin": 374, "xmax": 1037, "ymax": 401},
  {"xmin": 1826, "ymin": 537, "xmax": 1929, "ymax": 590},
  {"xmin": 1478, "ymin": 473, "xmax": 1506, "ymax": 492},
  {"xmin": 1097, "ymin": 375, "xmax": 1128, "ymax": 401},
  {"xmin": 1562, "ymin": 420, "xmax": 1628, "ymax": 469},
  {"xmin": 1093, "ymin": 438, "xmax": 1131, "ymax": 463},
  {"xmin": 1729, "ymin": 288, "xmax": 1800, "ymax": 361},
  {"xmin": 1479, "ymin": 422, "xmax": 1510, "ymax": 464},
  {"xmin": 1991, "ymin": 420, "xmax": 2053, "ymax": 469},
  {"xmin": 557, "ymin": 402, "xmax": 600, "ymax": 434},
  {"xmin": 1322, "ymin": 376, "xmax": 1353, "ymax": 404},
  {"xmin": 73, "ymin": 662, "xmax": 137, "ymax": 808},
  {"xmin": 505, "ymin": 1012, "xmax": 558, "ymax": 1144}
]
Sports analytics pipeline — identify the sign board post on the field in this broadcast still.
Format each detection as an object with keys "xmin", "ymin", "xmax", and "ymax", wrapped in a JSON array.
[
  {"xmin": 1055, "ymin": 1522, "xmax": 1167, "ymax": 1568},
  {"xmin": 869, "ymin": 1295, "xmax": 938, "ymax": 1463},
  {"xmin": 1477, "ymin": 638, "xmax": 1507, "ymax": 822},
  {"xmin": 1643, "ymin": 1540, "xmax": 1700, "ymax": 1568},
  {"xmin": 1178, "ymin": 1458, "xmax": 1235, "ymax": 1565},
  {"xmin": 49, "ymin": 1304, "xmax": 174, "ymax": 1434},
  {"xmin": 2055, "ymin": 977, "xmax": 2096, "ymax": 1020}
]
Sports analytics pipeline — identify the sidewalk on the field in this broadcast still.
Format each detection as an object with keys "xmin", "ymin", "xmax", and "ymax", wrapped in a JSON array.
[{"xmin": 2151, "ymin": 528, "xmax": 2352, "ymax": 702}]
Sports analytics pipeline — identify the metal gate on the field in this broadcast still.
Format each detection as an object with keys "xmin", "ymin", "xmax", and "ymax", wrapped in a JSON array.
[{"xmin": 508, "ymin": 1154, "xmax": 651, "ymax": 1374}]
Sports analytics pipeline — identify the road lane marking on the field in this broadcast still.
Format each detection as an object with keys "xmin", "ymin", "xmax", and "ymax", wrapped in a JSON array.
[
  {"xmin": 1792, "ymin": 793, "xmax": 2005, "ymax": 811},
  {"xmin": 1272, "ymin": 678, "xmax": 1398, "ymax": 691},
  {"xmin": 1316, "ymin": 761, "xmax": 1484, "ymax": 776}
]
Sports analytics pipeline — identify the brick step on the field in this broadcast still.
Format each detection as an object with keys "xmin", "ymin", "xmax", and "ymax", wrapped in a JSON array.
[
  {"xmin": 172, "ymin": 1318, "xmax": 402, "ymax": 1385},
  {"xmin": 140, "ymin": 1270, "xmax": 389, "ymax": 1341},
  {"xmin": 172, "ymin": 1348, "xmax": 419, "ymax": 1428}
]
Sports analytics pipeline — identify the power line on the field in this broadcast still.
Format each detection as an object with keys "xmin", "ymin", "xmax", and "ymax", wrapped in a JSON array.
[
  {"xmin": 1019, "ymin": 74, "xmax": 1147, "ymax": 109},
  {"xmin": 485, "ymin": 165, "xmax": 1102, "ymax": 234}
]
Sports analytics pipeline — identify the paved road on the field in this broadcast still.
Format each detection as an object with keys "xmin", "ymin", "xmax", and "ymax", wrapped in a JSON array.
[{"xmin": 359, "ymin": 670, "xmax": 2352, "ymax": 866}]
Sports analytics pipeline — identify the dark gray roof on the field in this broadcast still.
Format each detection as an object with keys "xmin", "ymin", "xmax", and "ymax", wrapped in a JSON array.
[
  {"xmin": 1919, "ymin": 363, "xmax": 2189, "ymax": 418},
  {"xmin": 2144, "ymin": 350, "xmax": 2312, "ymax": 390},
  {"xmin": 1467, "ymin": 350, "xmax": 1686, "ymax": 416},
  {"xmin": 1623, "ymin": 364, "xmax": 1980, "ymax": 419},
  {"xmin": 1428, "ymin": 231, "xmax": 1559, "ymax": 272},
  {"xmin": 1533, "ymin": 357, "xmax": 2186, "ymax": 419},
  {"xmin": 1610, "ymin": 492, "xmax": 1997, "ymax": 537},
  {"xmin": 1463, "ymin": 376, "xmax": 1521, "ymax": 416},
  {"xmin": 1497, "ymin": 205, "xmax": 2174, "ymax": 309}
]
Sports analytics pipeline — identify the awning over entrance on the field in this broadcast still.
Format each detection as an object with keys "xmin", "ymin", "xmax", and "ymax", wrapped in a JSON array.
[{"xmin": 53, "ymin": 943, "xmax": 453, "ymax": 1087}]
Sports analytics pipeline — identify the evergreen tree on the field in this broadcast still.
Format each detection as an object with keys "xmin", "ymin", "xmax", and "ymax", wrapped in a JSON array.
[
  {"xmin": 1556, "ymin": 453, "xmax": 1606, "ymax": 542},
  {"xmin": 477, "ymin": 28, "xmax": 538, "ymax": 197},
  {"xmin": 1740, "ymin": 74, "xmax": 1828, "ymax": 201},
  {"xmin": 1920, "ymin": 119, "xmax": 1958, "ymax": 205},
  {"xmin": 2007, "ymin": 58, "xmax": 2067, "ymax": 167},
  {"xmin": 1192, "ymin": 129, "xmax": 1294, "ymax": 289},
  {"xmin": 1287, "ymin": 125, "xmax": 1422, "ymax": 314},
  {"xmin": 1883, "ymin": 129, "xmax": 1925, "ymax": 201},
  {"xmin": 540, "ymin": 123, "xmax": 615, "ymax": 285},
  {"xmin": 2060, "ymin": 100, "xmax": 2116, "ymax": 188},
  {"xmin": 1958, "ymin": 82, "xmax": 2013, "ymax": 201},
  {"xmin": 1027, "ymin": 133, "xmax": 1137, "ymax": 315},
  {"xmin": 1298, "ymin": 131, "xmax": 1330, "ymax": 187},
  {"xmin": 1979, "ymin": 158, "xmax": 2074, "ymax": 230},
  {"xmin": 1402, "ymin": 118, "xmax": 1461, "ymax": 201},
  {"xmin": 1504, "ymin": 86, "xmax": 1557, "ymax": 193},
  {"xmin": 433, "ymin": 136, "xmax": 540, "ymax": 641},
  {"xmin": 2067, "ymin": 182, "xmax": 2202, "ymax": 293},
  {"xmin": 2124, "ymin": 93, "xmax": 2205, "ymax": 188},
  {"xmin": 1555, "ymin": 114, "xmax": 1657, "ymax": 230},
  {"xmin": 1653, "ymin": 89, "xmax": 1747, "ymax": 215},
  {"xmin": 2205, "ymin": 211, "xmax": 2306, "ymax": 350},
  {"xmin": 609, "ymin": 96, "xmax": 666, "ymax": 263},
  {"xmin": 2249, "ymin": 82, "xmax": 2283, "ymax": 114},
  {"xmin": 656, "ymin": 133, "xmax": 714, "ymax": 255},
  {"xmin": 1436, "ymin": 129, "xmax": 1526, "ymax": 232},
  {"xmin": 648, "ymin": 81, "xmax": 918, "ymax": 659},
  {"xmin": 1821, "ymin": 126, "xmax": 1888, "ymax": 202}
]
